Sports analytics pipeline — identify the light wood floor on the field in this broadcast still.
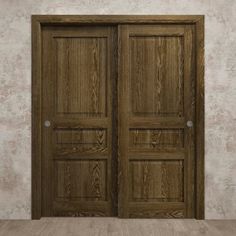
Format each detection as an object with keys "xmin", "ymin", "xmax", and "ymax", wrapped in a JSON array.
[{"xmin": 0, "ymin": 218, "xmax": 236, "ymax": 236}]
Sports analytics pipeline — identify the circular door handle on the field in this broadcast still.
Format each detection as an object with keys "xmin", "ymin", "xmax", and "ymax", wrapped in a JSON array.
[
  {"xmin": 44, "ymin": 120, "xmax": 51, "ymax": 127},
  {"xmin": 186, "ymin": 120, "xmax": 193, "ymax": 127}
]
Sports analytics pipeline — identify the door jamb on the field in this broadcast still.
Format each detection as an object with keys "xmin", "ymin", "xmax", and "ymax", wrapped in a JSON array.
[{"xmin": 32, "ymin": 15, "xmax": 204, "ymax": 219}]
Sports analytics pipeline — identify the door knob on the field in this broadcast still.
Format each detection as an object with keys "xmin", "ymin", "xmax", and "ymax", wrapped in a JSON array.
[
  {"xmin": 44, "ymin": 120, "xmax": 51, "ymax": 127},
  {"xmin": 186, "ymin": 120, "xmax": 193, "ymax": 127}
]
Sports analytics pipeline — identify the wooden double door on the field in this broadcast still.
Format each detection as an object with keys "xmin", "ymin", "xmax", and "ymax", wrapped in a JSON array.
[{"xmin": 36, "ymin": 17, "xmax": 204, "ymax": 219}]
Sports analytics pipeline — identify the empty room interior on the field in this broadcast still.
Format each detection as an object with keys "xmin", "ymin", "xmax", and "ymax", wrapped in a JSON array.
[{"xmin": 0, "ymin": 0, "xmax": 236, "ymax": 235}]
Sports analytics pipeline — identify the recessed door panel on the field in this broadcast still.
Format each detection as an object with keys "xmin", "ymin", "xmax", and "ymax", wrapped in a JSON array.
[
  {"xmin": 56, "ymin": 37, "xmax": 107, "ymax": 117},
  {"xmin": 130, "ymin": 36, "xmax": 184, "ymax": 117},
  {"xmin": 55, "ymin": 160, "xmax": 107, "ymax": 200},
  {"xmin": 129, "ymin": 128, "xmax": 184, "ymax": 150},
  {"xmin": 129, "ymin": 160, "xmax": 184, "ymax": 202}
]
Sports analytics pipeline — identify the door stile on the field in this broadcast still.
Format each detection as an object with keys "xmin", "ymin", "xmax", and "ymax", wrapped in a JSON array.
[{"xmin": 118, "ymin": 25, "xmax": 130, "ymax": 217}]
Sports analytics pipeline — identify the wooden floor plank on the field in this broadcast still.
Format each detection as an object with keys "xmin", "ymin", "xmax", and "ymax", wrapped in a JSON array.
[{"xmin": 0, "ymin": 218, "xmax": 235, "ymax": 236}]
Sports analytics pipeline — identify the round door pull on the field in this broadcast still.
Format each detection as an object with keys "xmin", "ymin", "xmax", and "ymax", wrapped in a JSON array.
[
  {"xmin": 44, "ymin": 120, "xmax": 51, "ymax": 127},
  {"xmin": 187, "ymin": 120, "xmax": 193, "ymax": 127}
]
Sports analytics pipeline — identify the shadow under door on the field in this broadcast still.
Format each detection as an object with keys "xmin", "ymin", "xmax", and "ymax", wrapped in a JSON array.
[{"xmin": 37, "ymin": 20, "xmax": 203, "ymax": 218}]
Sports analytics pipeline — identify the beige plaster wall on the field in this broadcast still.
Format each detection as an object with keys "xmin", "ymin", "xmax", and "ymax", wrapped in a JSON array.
[{"xmin": 0, "ymin": 0, "xmax": 236, "ymax": 219}]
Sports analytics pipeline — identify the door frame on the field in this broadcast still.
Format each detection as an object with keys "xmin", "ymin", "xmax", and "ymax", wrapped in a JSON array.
[{"xmin": 32, "ymin": 15, "xmax": 204, "ymax": 219}]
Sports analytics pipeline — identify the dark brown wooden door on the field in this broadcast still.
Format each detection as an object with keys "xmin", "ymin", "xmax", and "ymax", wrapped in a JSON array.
[
  {"xmin": 118, "ymin": 24, "xmax": 196, "ymax": 218},
  {"xmin": 40, "ymin": 22, "xmax": 198, "ymax": 218},
  {"xmin": 41, "ymin": 26, "xmax": 117, "ymax": 216}
]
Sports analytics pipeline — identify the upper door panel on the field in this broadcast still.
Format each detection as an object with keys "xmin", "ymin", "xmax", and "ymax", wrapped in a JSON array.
[
  {"xmin": 130, "ymin": 34, "xmax": 184, "ymax": 117},
  {"xmin": 56, "ymin": 37, "xmax": 107, "ymax": 117}
]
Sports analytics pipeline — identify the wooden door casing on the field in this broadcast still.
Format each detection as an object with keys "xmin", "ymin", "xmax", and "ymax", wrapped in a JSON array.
[
  {"xmin": 41, "ymin": 26, "xmax": 117, "ymax": 216},
  {"xmin": 118, "ymin": 24, "xmax": 196, "ymax": 218},
  {"xmin": 32, "ymin": 15, "xmax": 204, "ymax": 220}
]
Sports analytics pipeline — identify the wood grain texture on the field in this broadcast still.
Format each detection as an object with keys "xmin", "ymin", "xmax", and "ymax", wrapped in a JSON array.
[
  {"xmin": 56, "ymin": 37, "xmax": 107, "ymax": 116},
  {"xmin": 195, "ymin": 16, "xmax": 205, "ymax": 220},
  {"xmin": 56, "ymin": 129, "xmax": 106, "ymax": 144},
  {"xmin": 40, "ymin": 26, "xmax": 117, "ymax": 217},
  {"xmin": 32, "ymin": 15, "xmax": 204, "ymax": 24},
  {"xmin": 130, "ymin": 36, "xmax": 183, "ymax": 116},
  {"xmin": 41, "ymin": 26, "xmax": 54, "ymax": 217},
  {"xmin": 117, "ymin": 23, "xmax": 130, "ymax": 218},
  {"xmin": 129, "ymin": 129, "xmax": 184, "ymax": 149},
  {"xmin": 183, "ymin": 25, "xmax": 195, "ymax": 218},
  {"xmin": 32, "ymin": 15, "xmax": 204, "ymax": 219},
  {"xmin": 118, "ymin": 24, "xmax": 196, "ymax": 218},
  {"xmin": 55, "ymin": 129, "xmax": 108, "ymax": 156},
  {"xmin": 55, "ymin": 160, "xmax": 106, "ymax": 200},
  {"xmin": 129, "ymin": 160, "xmax": 183, "ymax": 202},
  {"xmin": 31, "ymin": 16, "xmax": 42, "ymax": 220}
]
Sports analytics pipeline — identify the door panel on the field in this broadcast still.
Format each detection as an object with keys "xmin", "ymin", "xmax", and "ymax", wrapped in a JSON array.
[
  {"xmin": 129, "ymin": 128, "xmax": 184, "ymax": 149},
  {"xmin": 129, "ymin": 160, "xmax": 184, "ymax": 202},
  {"xmin": 56, "ymin": 37, "xmax": 107, "ymax": 116},
  {"xmin": 130, "ymin": 36, "xmax": 183, "ymax": 117},
  {"xmin": 42, "ymin": 26, "xmax": 117, "ymax": 216},
  {"xmin": 118, "ymin": 25, "xmax": 195, "ymax": 218},
  {"xmin": 55, "ymin": 160, "xmax": 107, "ymax": 200}
]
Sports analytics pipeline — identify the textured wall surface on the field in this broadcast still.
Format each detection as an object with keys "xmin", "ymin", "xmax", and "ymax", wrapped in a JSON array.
[{"xmin": 0, "ymin": 0, "xmax": 236, "ymax": 219}]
